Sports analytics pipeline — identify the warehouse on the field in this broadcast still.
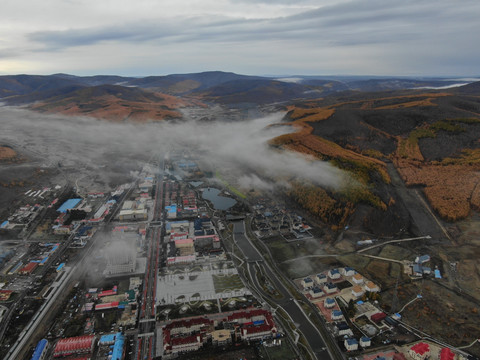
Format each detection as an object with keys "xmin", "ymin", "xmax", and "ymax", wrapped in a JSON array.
[
  {"xmin": 57, "ymin": 198, "xmax": 82, "ymax": 213},
  {"xmin": 53, "ymin": 335, "xmax": 95, "ymax": 357}
]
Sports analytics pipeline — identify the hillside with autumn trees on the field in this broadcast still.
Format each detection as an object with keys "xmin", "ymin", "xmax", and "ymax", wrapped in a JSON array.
[{"xmin": 272, "ymin": 86, "xmax": 480, "ymax": 232}]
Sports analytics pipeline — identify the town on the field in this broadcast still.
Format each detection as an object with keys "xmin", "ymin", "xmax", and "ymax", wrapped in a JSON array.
[{"xmin": 0, "ymin": 151, "xmax": 478, "ymax": 360}]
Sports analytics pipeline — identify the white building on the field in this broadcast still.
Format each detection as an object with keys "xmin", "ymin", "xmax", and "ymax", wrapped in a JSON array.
[
  {"xmin": 309, "ymin": 286, "xmax": 323, "ymax": 298},
  {"xmin": 104, "ymin": 241, "xmax": 136, "ymax": 275},
  {"xmin": 331, "ymin": 310, "xmax": 344, "ymax": 321},
  {"xmin": 324, "ymin": 282, "xmax": 337, "ymax": 294},
  {"xmin": 360, "ymin": 337, "xmax": 371, "ymax": 348},
  {"xmin": 364, "ymin": 281, "xmax": 380, "ymax": 293},
  {"xmin": 344, "ymin": 338, "xmax": 358, "ymax": 351},
  {"xmin": 352, "ymin": 273, "xmax": 364, "ymax": 284},
  {"xmin": 315, "ymin": 273, "xmax": 327, "ymax": 285},
  {"xmin": 301, "ymin": 277, "xmax": 314, "ymax": 289},
  {"xmin": 328, "ymin": 269, "xmax": 341, "ymax": 280},
  {"xmin": 324, "ymin": 298, "xmax": 336, "ymax": 309},
  {"xmin": 342, "ymin": 267, "xmax": 355, "ymax": 277},
  {"xmin": 352, "ymin": 285, "xmax": 364, "ymax": 298}
]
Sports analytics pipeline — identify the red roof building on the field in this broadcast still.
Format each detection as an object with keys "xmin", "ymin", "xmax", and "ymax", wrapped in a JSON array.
[
  {"xmin": 98, "ymin": 286, "xmax": 118, "ymax": 297},
  {"xmin": 53, "ymin": 335, "xmax": 95, "ymax": 357},
  {"xmin": 18, "ymin": 262, "xmax": 38, "ymax": 275},
  {"xmin": 409, "ymin": 342, "xmax": 430, "ymax": 360},
  {"xmin": 393, "ymin": 352, "xmax": 408, "ymax": 360},
  {"xmin": 370, "ymin": 312, "xmax": 387, "ymax": 323},
  {"xmin": 439, "ymin": 348, "xmax": 456, "ymax": 360},
  {"xmin": 0, "ymin": 290, "xmax": 13, "ymax": 301},
  {"xmin": 95, "ymin": 301, "xmax": 119, "ymax": 311}
]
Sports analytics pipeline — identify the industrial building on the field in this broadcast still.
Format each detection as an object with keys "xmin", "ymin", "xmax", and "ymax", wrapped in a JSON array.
[
  {"xmin": 30, "ymin": 339, "xmax": 48, "ymax": 360},
  {"xmin": 118, "ymin": 200, "xmax": 148, "ymax": 221},
  {"xmin": 53, "ymin": 335, "xmax": 96, "ymax": 357},
  {"xmin": 104, "ymin": 241, "xmax": 136, "ymax": 275}
]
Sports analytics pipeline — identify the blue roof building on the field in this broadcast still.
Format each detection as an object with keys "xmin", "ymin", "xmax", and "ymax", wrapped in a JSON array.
[
  {"xmin": 111, "ymin": 332, "xmax": 125, "ymax": 360},
  {"xmin": 57, "ymin": 198, "xmax": 82, "ymax": 213},
  {"xmin": 31, "ymin": 339, "xmax": 48, "ymax": 360}
]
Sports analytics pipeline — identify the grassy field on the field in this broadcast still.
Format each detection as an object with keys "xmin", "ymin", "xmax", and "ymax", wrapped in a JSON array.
[
  {"xmin": 258, "ymin": 340, "xmax": 298, "ymax": 360},
  {"xmin": 215, "ymin": 170, "xmax": 247, "ymax": 199},
  {"xmin": 212, "ymin": 274, "xmax": 244, "ymax": 293}
]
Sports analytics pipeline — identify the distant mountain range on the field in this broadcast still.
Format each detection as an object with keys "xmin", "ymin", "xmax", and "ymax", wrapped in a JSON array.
[{"xmin": 0, "ymin": 70, "xmax": 479, "ymax": 121}]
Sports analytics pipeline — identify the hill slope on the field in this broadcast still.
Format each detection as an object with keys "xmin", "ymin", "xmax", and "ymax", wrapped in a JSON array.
[
  {"xmin": 273, "ymin": 86, "xmax": 480, "ymax": 227},
  {"xmin": 11, "ymin": 84, "xmax": 187, "ymax": 122}
]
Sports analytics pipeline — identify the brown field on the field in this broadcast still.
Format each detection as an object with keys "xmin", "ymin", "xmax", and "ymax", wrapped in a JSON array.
[
  {"xmin": 394, "ymin": 157, "xmax": 480, "ymax": 221},
  {"xmin": 0, "ymin": 146, "xmax": 16, "ymax": 160},
  {"xmin": 31, "ymin": 92, "xmax": 188, "ymax": 122},
  {"xmin": 382, "ymin": 280, "xmax": 480, "ymax": 357}
]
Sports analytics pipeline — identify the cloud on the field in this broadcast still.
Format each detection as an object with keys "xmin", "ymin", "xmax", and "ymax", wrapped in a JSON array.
[
  {"xmin": 0, "ymin": 106, "xmax": 346, "ymax": 191},
  {"xmin": 2, "ymin": 0, "xmax": 480, "ymax": 75}
]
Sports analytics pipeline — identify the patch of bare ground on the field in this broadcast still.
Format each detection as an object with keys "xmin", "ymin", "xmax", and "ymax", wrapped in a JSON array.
[{"xmin": 382, "ymin": 280, "xmax": 480, "ymax": 357}]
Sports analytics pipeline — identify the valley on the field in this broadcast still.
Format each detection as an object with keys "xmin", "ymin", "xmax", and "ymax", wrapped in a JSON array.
[{"xmin": 0, "ymin": 72, "xmax": 479, "ymax": 360}]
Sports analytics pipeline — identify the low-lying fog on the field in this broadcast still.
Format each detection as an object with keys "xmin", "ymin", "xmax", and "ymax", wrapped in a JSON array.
[{"xmin": 0, "ymin": 106, "xmax": 346, "ymax": 190}]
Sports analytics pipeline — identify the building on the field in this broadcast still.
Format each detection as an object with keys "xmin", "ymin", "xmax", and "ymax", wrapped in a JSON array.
[
  {"xmin": 415, "ymin": 255, "xmax": 430, "ymax": 264},
  {"xmin": 174, "ymin": 238, "xmax": 195, "ymax": 256},
  {"xmin": 352, "ymin": 273, "xmax": 364, "ymax": 284},
  {"xmin": 364, "ymin": 281, "xmax": 380, "ymax": 293},
  {"xmin": 324, "ymin": 298, "xmax": 336, "ymax": 308},
  {"xmin": 344, "ymin": 338, "xmax": 358, "ymax": 351},
  {"xmin": 328, "ymin": 268, "xmax": 341, "ymax": 280},
  {"xmin": 104, "ymin": 241, "xmax": 136, "ymax": 275},
  {"xmin": 118, "ymin": 208, "xmax": 148, "ymax": 221},
  {"xmin": 337, "ymin": 322, "xmax": 353, "ymax": 336},
  {"xmin": 53, "ymin": 335, "xmax": 95, "ymax": 357},
  {"xmin": 164, "ymin": 334, "xmax": 204, "ymax": 354},
  {"xmin": 19, "ymin": 262, "xmax": 38, "ymax": 275},
  {"xmin": 167, "ymin": 220, "xmax": 190, "ymax": 235},
  {"xmin": 31, "ymin": 339, "xmax": 48, "ymax": 360},
  {"xmin": 211, "ymin": 330, "xmax": 232, "ymax": 346},
  {"xmin": 301, "ymin": 277, "xmax": 314, "ymax": 289},
  {"xmin": 342, "ymin": 267, "xmax": 356, "ymax": 277},
  {"xmin": 315, "ymin": 273, "xmax": 327, "ymax": 285},
  {"xmin": 439, "ymin": 348, "xmax": 456, "ymax": 360},
  {"xmin": 324, "ymin": 282, "xmax": 338, "ymax": 294},
  {"xmin": 227, "ymin": 309, "xmax": 277, "ymax": 340},
  {"xmin": 360, "ymin": 336, "xmax": 371, "ymax": 348},
  {"xmin": 309, "ymin": 286, "xmax": 324, "ymax": 298},
  {"xmin": 242, "ymin": 324, "xmax": 275, "ymax": 341},
  {"xmin": 194, "ymin": 234, "xmax": 221, "ymax": 251},
  {"xmin": 331, "ymin": 310, "xmax": 344, "ymax": 321},
  {"xmin": 370, "ymin": 312, "xmax": 387, "ymax": 323},
  {"xmin": 165, "ymin": 205, "xmax": 178, "ymax": 219},
  {"xmin": 409, "ymin": 342, "xmax": 430, "ymax": 360},
  {"xmin": 352, "ymin": 285, "xmax": 364, "ymax": 298}
]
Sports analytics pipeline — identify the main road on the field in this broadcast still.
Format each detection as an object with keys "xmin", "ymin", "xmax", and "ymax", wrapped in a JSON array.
[
  {"xmin": 232, "ymin": 221, "xmax": 341, "ymax": 360},
  {"xmin": 137, "ymin": 173, "xmax": 164, "ymax": 360}
]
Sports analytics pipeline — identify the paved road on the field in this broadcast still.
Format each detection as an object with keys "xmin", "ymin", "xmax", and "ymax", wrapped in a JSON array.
[
  {"xmin": 233, "ymin": 221, "xmax": 333, "ymax": 360},
  {"xmin": 137, "ymin": 172, "xmax": 164, "ymax": 360}
]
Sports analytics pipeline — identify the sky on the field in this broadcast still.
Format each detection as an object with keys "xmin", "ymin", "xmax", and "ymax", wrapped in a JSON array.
[{"xmin": 0, "ymin": 0, "xmax": 479, "ymax": 77}]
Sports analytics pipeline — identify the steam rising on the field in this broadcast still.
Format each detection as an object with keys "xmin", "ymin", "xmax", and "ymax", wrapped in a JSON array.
[{"xmin": 0, "ymin": 106, "xmax": 345, "ymax": 190}]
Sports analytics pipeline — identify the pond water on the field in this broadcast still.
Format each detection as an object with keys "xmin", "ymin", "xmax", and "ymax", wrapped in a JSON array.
[{"xmin": 201, "ymin": 188, "xmax": 237, "ymax": 210}]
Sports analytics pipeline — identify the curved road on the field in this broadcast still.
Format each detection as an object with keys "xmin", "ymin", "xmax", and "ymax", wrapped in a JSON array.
[{"xmin": 232, "ymin": 221, "xmax": 335, "ymax": 360}]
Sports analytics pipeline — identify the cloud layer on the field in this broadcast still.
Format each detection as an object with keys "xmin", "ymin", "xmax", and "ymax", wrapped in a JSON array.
[
  {"xmin": 0, "ymin": 0, "xmax": 479, "ymax": 76},
  {"xmin": 0, "ymin": 107, "xmax": 345, "ymax": 191}
]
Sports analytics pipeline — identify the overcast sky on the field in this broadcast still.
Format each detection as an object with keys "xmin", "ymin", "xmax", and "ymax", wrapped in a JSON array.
[{"xmin": 0, "ymin": 0, "xmax": 479, "ymax": 77}]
